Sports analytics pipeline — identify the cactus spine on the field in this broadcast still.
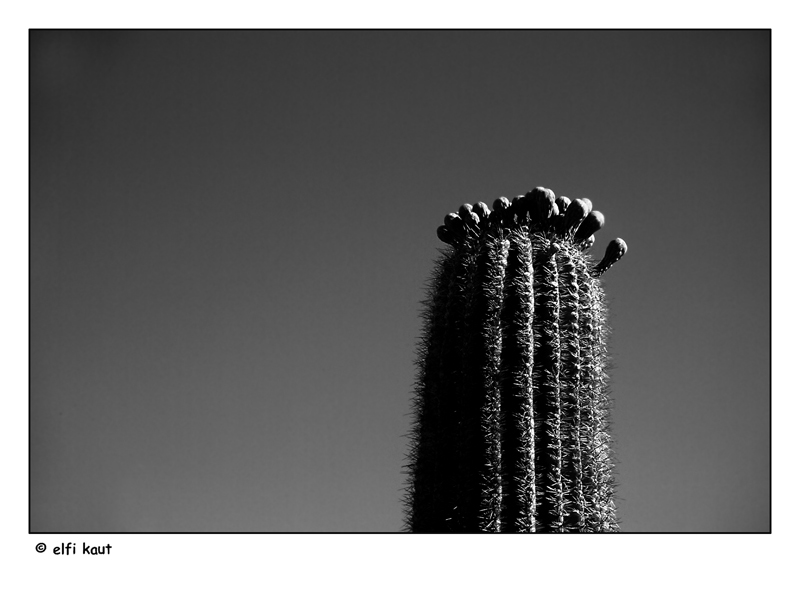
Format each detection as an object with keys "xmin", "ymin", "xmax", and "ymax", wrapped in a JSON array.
[{"xmin": 404, "ymin": 186, "xmax": 627, "ymax": 533}]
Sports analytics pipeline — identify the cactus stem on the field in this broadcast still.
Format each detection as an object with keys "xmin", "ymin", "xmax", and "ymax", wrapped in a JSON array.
[{"xmin": 406, "ymin": 185, "xmax": 624, "ymax": 532}]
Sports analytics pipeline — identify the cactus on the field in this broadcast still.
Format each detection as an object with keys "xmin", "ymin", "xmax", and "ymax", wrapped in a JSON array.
[{"xmin": 404, "ymin": 186, "xmax": 627, "ymax": 533}]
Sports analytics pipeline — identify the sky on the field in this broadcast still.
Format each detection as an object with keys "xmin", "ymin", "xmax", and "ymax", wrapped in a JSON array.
[{"xmin": 30, "ymin": 30, "xmax": 769, "ymax": 532}]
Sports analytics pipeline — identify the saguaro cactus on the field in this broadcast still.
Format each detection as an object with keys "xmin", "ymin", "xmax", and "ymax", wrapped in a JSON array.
[{"xmin": 404, "ymin": 186, "xmax": 627, "ymax": 533}]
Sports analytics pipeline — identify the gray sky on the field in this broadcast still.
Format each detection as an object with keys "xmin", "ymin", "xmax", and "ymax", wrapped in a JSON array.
[{"xmin": 30, "ymin": 30, "xmax": 769, "ymax": 532}]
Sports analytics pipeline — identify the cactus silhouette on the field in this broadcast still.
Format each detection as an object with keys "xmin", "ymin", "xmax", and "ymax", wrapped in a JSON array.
[{"xmin": 404, "ymin": 186, "xmax": 627, "ymax": 533}]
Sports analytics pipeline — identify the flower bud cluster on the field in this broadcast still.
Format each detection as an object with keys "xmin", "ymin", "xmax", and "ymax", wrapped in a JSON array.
[{"xmin": 436, "ymin": 186, "xmax": 627, "ymax": 276}]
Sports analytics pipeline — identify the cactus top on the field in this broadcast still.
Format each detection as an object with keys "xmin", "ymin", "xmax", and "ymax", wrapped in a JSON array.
[{"xmin": 436, "ymin": 186, "xmax": 627, "ymax": 277}]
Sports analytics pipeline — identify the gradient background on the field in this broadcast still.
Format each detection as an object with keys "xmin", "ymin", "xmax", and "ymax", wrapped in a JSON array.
[{"xmin": 30, "ymin": 30, "xmax": 769, "ymax": 532}]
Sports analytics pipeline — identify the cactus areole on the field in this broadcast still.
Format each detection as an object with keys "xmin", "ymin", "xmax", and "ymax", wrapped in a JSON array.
[{"xmin": 404, "ymin": 186, "xmax": 627, "ymax": 533}]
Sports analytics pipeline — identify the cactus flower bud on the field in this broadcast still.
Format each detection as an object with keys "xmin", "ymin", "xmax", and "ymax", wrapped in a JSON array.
[
  {"xmin": 493, "ymin": 196, "xmax": 514, "ymax": 226},
  {"xmin": 552, "ymin": 195, "xmax": 571, "ymax": 234},
  {"xmin": 573, "ymin": 210, "xmax": 604, "ymax": 243},
  {"xmin": 594, "ymin": 238, "xmax": 628, "ymax": 275},
  {"xmin": 555, "ymin": 195, "xmax": 571, "ymax": 213},
  {"xmin": 465, "ymin": 211, "xmax": 481, "ymax": 230},
  {"xmin": 534, "ymin": 187, "xmax": 557, "ymax": 221},
  {"xmin": 444, "ymin": 212, "xmax": 466, "ymax": 239},
  {"xmin": 473, "ymin": 201, "xmax": 491, "ymax": 221},
  {"xmin": 510, "ymin": 196, "xmax": 528, "ymax": 225},
  {"xmin": 522, "ymin": 191, "xmax": 539, "ymax": 226},
  {"xmin": 563, "ymin": 199, "xmax": 591, "ymax": 239},
  {"xmin": 493, "ymin": 196, "xmax": 511, "ymax": 212},
  {"xmin": 436, "ymin": 225, "xmax": 453, "ymax": 244}
]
